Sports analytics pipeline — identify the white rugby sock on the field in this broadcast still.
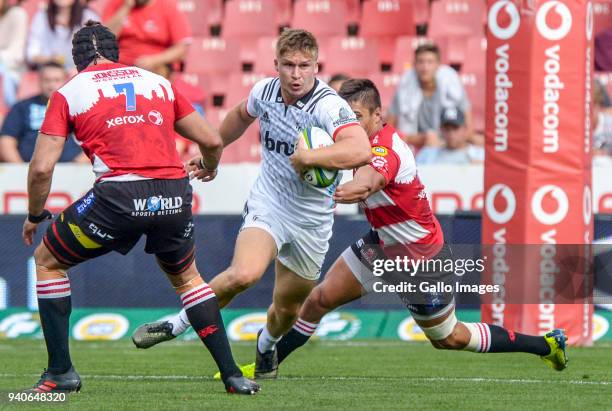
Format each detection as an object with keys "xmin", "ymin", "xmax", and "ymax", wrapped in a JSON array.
[
  {"xmin": 257, "ymin": 326, "xmax": 281, "ymax": 353},
  {"xmin": 462, "ymin": 322, "xmax": 492, "ymax": 353},
  {"xmin": 168, "ymin": 309, "xmax": 191, "ymax": 336}
]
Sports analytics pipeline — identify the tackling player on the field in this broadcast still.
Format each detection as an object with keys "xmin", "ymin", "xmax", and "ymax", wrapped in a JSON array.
[
  {"xmin": 132, "ymin": 29, "xmax": 372, "ymax": 379},
  {"xmin": 22, "ymin": 21, "xmax": 259, "ymax": 394},
  {"xmin": 269, "ymin": 79, "xmax": 568, "ymax": 373}
]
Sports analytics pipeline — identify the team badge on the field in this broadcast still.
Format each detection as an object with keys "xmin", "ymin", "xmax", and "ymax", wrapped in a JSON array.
[{"xmin": 372, "ymin": 146, "xmax": 388, "ymax": 156}]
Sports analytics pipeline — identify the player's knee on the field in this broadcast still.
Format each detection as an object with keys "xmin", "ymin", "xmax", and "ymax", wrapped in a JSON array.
[
  {"xmin": 272, "ymin": 302, "xmax": 300, "ymax": 323},
  {"xmin": 430, "ymin": 328, "xmax": 465, "ymax": 350},
  {"xmin": 307, "ymin": 287, "xmax": 335, "ymax": 315},
  {"xmin": 225, "ymin": 265, "xmax": 262, "ymax": 291},
  {"xmin": 34, "ymin": 243, "xmax": 59, "ymax": 269}
]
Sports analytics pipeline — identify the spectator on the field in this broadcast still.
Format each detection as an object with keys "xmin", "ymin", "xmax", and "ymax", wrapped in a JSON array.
[
  {"xmin": 593, "ymin": 80, "xmax": 612, "ymax": 166},
  {"xmin": 387, "ymin": 43, "xmax": 473, "ymax": 149},
  {"xmin": 0, "ymin": 0, "xmax": 28, "ymax": 106},
  {"xmin": 416, "ymin": 107, "xmax": 483, "ymax": 165},
  {"xmin": 328, "ymin": 73, "xmax": 350, "ymax": 92},
  {"xmin": 26, "ymin": 0, "xmax": 99, "ymax": 70},
  {"xmin": 0, "ymin": 62, "xmax": 86, "ymax": 163},
  {"xmin": 103, "ymin": 0, "xmax": 191, "ymax": 73}
]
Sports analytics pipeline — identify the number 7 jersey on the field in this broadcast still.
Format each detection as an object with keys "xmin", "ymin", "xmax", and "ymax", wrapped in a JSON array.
[{"xmin": 41, "ymin": 62, "xmax": 195, "ymax": 181}]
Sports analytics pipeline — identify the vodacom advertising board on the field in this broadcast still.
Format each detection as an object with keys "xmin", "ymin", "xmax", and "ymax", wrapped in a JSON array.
[{"xmin": 483, "ymin": 0, "xmax": 594, "ymax": 345}]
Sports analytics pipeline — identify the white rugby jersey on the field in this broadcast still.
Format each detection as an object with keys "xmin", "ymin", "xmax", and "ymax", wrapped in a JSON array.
[{"xmin": 246, "ymin": 77, "xmax": 359, "ymax": 227}]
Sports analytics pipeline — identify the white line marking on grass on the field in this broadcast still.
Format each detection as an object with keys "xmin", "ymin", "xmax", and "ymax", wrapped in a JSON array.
[{"xmin": 0, "ymin": 374, "xmax": 608, "ymax": 386}]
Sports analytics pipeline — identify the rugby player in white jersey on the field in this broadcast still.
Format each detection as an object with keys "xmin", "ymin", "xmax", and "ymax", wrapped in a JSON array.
[
  {"xmin": 268, "ymin": 79, "xmax": 568, "ymax": 373},
  {"xmin": 132, "ymin": 29, "xmax": 371, "ymax": 378}
]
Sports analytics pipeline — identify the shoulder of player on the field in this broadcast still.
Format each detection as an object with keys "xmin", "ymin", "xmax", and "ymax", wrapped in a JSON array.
[
  {"xmin": 254, "ymin": 77, "xmax": 279, "ymax": 102},
  {"xmin": 304, "ymin": 83, "xmax": 342, "ymax": 114}
]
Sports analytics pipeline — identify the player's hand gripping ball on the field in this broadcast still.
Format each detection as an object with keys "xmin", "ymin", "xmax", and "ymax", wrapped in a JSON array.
[{"xmin": 295, "ymin": 127, "xmax": 338, "ymax": 188}]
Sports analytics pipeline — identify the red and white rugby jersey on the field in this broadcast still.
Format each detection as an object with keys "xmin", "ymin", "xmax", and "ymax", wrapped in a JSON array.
[
  {"xmin": 363, "ymin": 124, "xmax": 444, "ymax": 255},
  {"xmin": 41, "ymin": 62, "xmax": 194, "ymax": 181}
]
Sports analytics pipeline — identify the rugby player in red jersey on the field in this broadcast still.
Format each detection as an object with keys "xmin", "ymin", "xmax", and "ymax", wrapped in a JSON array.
[
  {"xmin": 270, "ymin": 79, "xmax": 569, "ymax": 374},
  {"xmin": 21, "ymin": 21, "xmax": 259, "ymax": 395}
]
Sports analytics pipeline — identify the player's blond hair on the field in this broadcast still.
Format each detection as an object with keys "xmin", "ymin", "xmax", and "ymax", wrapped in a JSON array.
[{"xmin": 276, "ymin": 29, "xmax": 318, "ymax": 61}]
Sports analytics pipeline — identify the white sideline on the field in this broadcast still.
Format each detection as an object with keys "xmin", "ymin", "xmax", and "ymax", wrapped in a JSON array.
[{"xmin": 0, "ymin": 373, "xmax": 608, "ymax": 386}]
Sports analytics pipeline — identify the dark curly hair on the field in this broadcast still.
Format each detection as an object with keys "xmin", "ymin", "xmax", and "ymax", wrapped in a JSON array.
[{"xmin": 72, "ymin": 20, "xmax": 119, "ymax": 71}]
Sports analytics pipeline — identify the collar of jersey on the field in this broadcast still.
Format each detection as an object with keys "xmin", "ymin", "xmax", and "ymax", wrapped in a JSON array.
[
  {"xmin": 81, "ymin": 62, "xmax": 127, "ymax": 73},
  {"xmin": 275, "ymin": 79, "xmax": 319, "ymax": 109}
]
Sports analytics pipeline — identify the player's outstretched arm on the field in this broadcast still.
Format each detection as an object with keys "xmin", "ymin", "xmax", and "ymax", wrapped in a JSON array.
[
  {"xmin": 292, "ymin": 125, "xmax": 371, "ymax": 171},
  {"xmin": 333, "ymin": 165, "xmax": 386, "ymax": 204},
  {"xmin": 219, "ymin": 100, "xmax": 256, "ymax": 148},
  {"xmin": 175, "ymin": 111, "xmax": 223, "ymax": 172},
  {"xmin": 23, "ymin": 133, "xmax": 65, "ymax": 245}
]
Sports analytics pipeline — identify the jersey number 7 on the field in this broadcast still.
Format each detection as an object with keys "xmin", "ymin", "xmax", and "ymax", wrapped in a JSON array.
[{"xmin": 113, "ymin": 82, "xmax": 137, "ymax": 111}]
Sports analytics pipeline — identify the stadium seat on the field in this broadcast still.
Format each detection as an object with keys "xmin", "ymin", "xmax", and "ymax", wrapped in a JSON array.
[
  {"xmin": 428, "ymin": 0, "xmax": 485, "ymax": 37},
  {"xmin": 224, "ymin": 73, "xmax": 267, "ymax": 108},
  {"xmin": 360, "ymin": 0, "xmax": 415, "ymax": 67},
  {"xmin": 16, "ymin": 71, "xmax": 40, "ymax": 100},
  {"xmin": 593, "ymin": 0, "xmax": 612, "ymax": 36},
  {"xmin": 360, "ymin": 0, "xmax": 415, "ymax": 37},
  {"xmin": 462, "ymin": 36, "xmax": 487, "ymax": 73},
  {"xmin": 253, "ymin": 36, "xmax": 279, "ymax": 75},
  {"xmin": 345, "ymin": 0, "xmax": 361, "ymax": 25},
  {"xmin": 87, "ymin": 0, "xmax": 109, "ymax": 17},
  {"xmin": 460, "ymin": 71, "xmax": 485, "ymax": 133},
  {"xmin": 392, "ymin": 36, "xmax": 433, "ymax": 73},
  {"xmin": 432, "ymin": 35, "xmax": 469, "ymax": 66},
  {"xmin": 323, "ymin": 37, "xmax": 380, "ymax": 76},
  {"xmin": 412, "ymin": 0, "xmax": 430, "ymax": 26},
  {"xmin": 276, "ymin": 0, "xmax": 293, "ymax": 26},
  {"xmin": 222, "ymin": 0, "xmax": 279, "ymax": 38},
  {"xmin": 171, "ymin": 72, "xmax": 207, "ymax": 106},
  {"xmin": 291, "ymin": 0, "xmax": 349, "ymax": 39},
  {"xmin": 368, "ymin": 71, "xmax": 401, "ymax": 108},
  {"xmin": 176, "ymin": 0, "xmax": 223, "ymax": 37},
  {"xmin": 185, "ymin": 37, "xmax": 241, "ymax": 74},
  {"xmin": 206, "ymin": 107, "xmax": 261, "ymax": 163}
]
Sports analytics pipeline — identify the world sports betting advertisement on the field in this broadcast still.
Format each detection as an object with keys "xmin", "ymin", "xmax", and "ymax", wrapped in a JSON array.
[{"xmin": 483, "ymin": 0, "xmax": 595, "ymax": 345}]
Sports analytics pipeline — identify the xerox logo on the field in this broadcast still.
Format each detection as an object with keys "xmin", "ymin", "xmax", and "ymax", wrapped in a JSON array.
[
  {"xmin": 488, "ymin": 1, "xmax": 521, "ymax": 40},
  {"xmin": 132, "ymin": 195, "xmax": 183, "ymax": 216},
  {"xmin": 106, "ymin": 115, "xmax": 144, "ymax": 128},
  {"xmin": 531, "ymin": 185, "xmax": 569, "ymax": 225},
  {"xmin": 485, "ymin": 184, "xmax": 516, "ymax": 224},
  {"xmin": 148, "ymin": 110, "xmax": 163, "ymax": 126},
  {"xmin": 536, "ymin": 1, "xmax": 572, "ymax": 41}
]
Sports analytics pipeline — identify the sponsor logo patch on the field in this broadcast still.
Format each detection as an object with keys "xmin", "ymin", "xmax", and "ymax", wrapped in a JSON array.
[
  {"xmin": 132, "ymin": 195, "xmax": 183, "ymax": 216},
  {"xmin": 372, "ymin": 146, "xmax": 388, "ymax": 156}
]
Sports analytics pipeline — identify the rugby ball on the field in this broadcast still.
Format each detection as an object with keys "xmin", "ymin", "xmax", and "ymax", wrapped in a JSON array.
[{"xmin": 299, "ymin": 127, "xmax": 338, "ymax": 188}]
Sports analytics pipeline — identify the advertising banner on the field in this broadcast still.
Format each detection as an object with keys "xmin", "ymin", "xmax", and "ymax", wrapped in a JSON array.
[{"xmin": 483, "ymin": 0, "xmax": 595, "ymax": 344}]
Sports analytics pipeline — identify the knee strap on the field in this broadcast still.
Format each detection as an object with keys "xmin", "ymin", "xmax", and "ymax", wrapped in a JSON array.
[{"xmin": 420, "ymin": 311, "xmax": 458, "ymax": 340}]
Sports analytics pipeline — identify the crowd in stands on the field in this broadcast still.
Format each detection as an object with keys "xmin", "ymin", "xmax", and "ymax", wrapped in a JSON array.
[{"xmin": 0, "ymin": 0, "xmax": 611, "ymax": 164}]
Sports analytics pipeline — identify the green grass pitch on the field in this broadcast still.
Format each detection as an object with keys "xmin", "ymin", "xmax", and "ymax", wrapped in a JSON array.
[{"xmin": 0, "ymin": 340, "xmax": 609, "ymax": 410}]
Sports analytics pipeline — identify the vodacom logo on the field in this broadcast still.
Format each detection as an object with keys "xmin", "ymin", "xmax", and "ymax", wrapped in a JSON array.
[
  {"xmin": 531, "ymin": 185, "xmax": 569, "ymax": 225},
  {"xmin": 488, "ymin": 1, "xmax": 521, "ymax": 40},
  {"xmin": 536, "ymin": 1, "xmax": 573, "ymax": 41},
  {"xmin": 486, "ymin": 184, "xmax": 516, "ymax": 224}
]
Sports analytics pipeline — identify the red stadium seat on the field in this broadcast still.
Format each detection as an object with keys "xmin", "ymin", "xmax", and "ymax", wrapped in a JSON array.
[
  {"xmin": 17, "ymin": 71, "xmax": 40, "ymax": 100},
  {"xmin": 428, "ymin": 0, "xmax": 485, "ymax": 37},
  {"xmin": 276, "ymin": 0, "xmax": 293, "ymax": 26},
  {"xmin": 462, "ymin": 36, "xmax": 486, "ymax": 73},
  {"xmin": 412, "ymin": 0, "xmax": 430, "ymax": 26},
  {"xmin": 345, "ymin": 0, "xmax": 361, "ymax": 25},
  {"xmin": 253, "ymin": 36, "xmax": 279, "ymax": 75},
  {"xmin": 392, "ymin": 36, "xmax": 432, "ymax": 73},
  {"xmin": 432, "ymin": 35, "xmax": 469, "ymax": 66},
  {"xmin": 593, "ymin": 0, "xmax": 612, "ymax": 36},
  {"xmin": 360, "ymin": 0, "xmax": 415, "ymax": 37},
  {"xmin": 185, "ymin": 37, "xmax": 241, "ymax": 74},
  {"xmin": 323, "ymin": 37, "xmax": 380, "ymax": 76},
  {"xmin": 177, "ymin": 0, "xmax": 223, "ymax": 36},
  {"xmin": 460, "ymin": 71, "xmax": 485, "ymax": 133},
  {"xmin": 291, "ymin": 0, "xmax": 349, "ymax": 39},
  {"xmin": 225, "ymin": 73, "xmax": 267, "ymax": 108},
  {"xmin": 368, "ymin": 71, "xmax": 401, "ymax": 108},
  {"xmin": 206, "ymin": 107, "xmax": 261, "ymax": 163},
  {"xmin": 222, "ymin": 0, "xmax": 278, "ymax": 38}
]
